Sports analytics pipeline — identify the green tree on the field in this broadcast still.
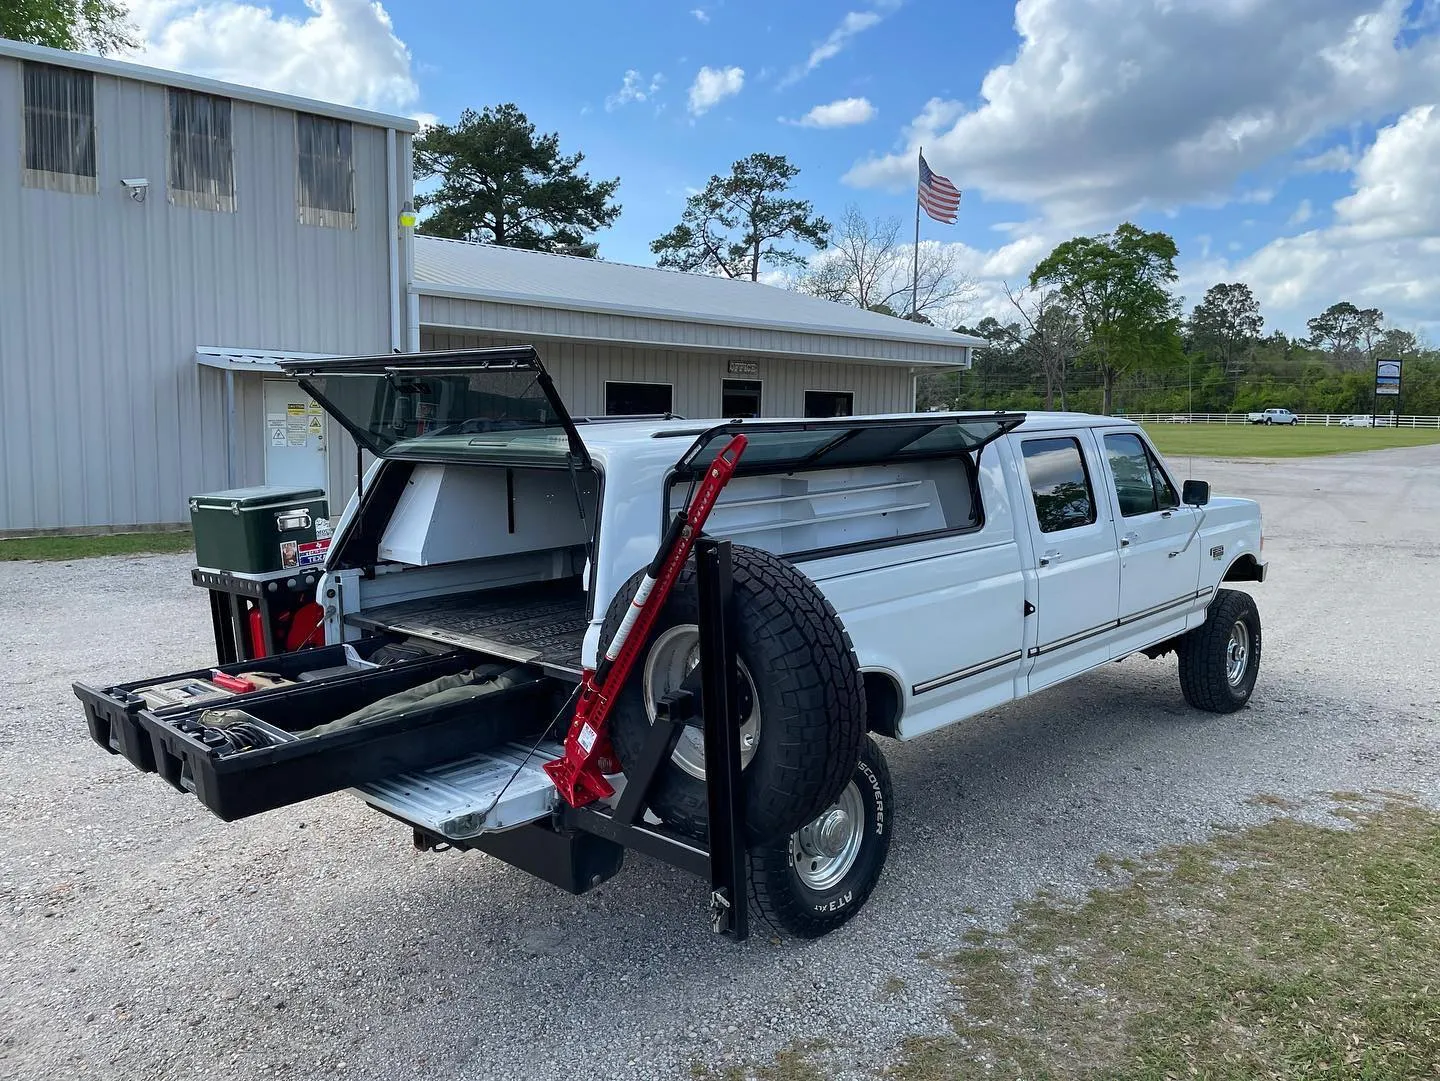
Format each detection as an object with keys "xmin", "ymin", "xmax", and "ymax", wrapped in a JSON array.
[
  {"xmin": 414, "ymin": 104, "xmax": 621, "ymax": 253},
  {"xmin": 1189, "ymin": 282, "xmax": 1263, "ymax": 376},
  {"xmin": 651, "ymin": 152, "xmax": 829, "ymax": 280},
  {"xmin": 1, "ymin": 0, "xmax": 135, "ymax": 53},
  {"xmin": 1030, "ymin": 223, "xmax": 1183, "ymax": 415},
  {"xmin": 1305, "ymin": 301, "xmax": 1384, "ymax": 368}
]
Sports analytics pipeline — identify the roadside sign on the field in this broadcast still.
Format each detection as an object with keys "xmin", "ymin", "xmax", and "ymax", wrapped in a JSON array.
[{"xmin": 1375, "ymin": 358, "xmax": 1402, "ymax": 395}]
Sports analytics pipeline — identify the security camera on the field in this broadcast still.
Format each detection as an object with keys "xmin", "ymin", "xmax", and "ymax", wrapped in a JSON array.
[{"xmin": 120, "ymin": 178, "xmax": 149, "ymax": 203}]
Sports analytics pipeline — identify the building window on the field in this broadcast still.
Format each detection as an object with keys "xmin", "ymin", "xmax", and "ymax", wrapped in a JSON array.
[
  {"xmin": 168, "ymin": 89, "xmax": 235, "ymax": 212},
  {"xmin": 804, "ymin": 390, "xmax": 853, "ymax": 418},
  {"xmin": 605, "ymin": 381, "xmax": 673, "ymax": 416},
  {"xmin": 22, "ymin": 63, "xmax": 96, "ymax": 194},
  {"xmin": 1021, "ymin": 437, "xmax": 1097, "ymax": 533},
  {"xmin": 296, "ymin": 113, "xmax": 354, "ymax": 228},
  {"xmin": 722, "ymin": 379, "xmax": 762, "ymax": 418}
]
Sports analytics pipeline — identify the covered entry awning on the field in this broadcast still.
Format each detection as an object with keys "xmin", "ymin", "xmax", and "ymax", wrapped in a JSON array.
[
  {"xmin": 196, "ymin": 347, "xmax": 340, "ymax": 373},
  {"xmin": 196, "ymin": 347, "xmax": 340, "ymax": 487}
]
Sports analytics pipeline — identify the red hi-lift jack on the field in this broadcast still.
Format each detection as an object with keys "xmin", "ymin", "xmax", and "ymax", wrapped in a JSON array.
[{"xmin": 544, "ymin": 434, "xmax": 748, "ymax": 807}]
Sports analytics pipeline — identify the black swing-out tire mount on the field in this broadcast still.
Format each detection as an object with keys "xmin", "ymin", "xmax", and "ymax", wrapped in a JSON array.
[
  {"xmin": 602, "ymin": 544, "xmax": 867, "ymax": 844},
  {"xmin": 749, "ymin": 735, "xmax": 893, "ymax": 939},
  {"xmin": 1177, "ymin": 588, "xmax": 1261, "ymax": 713}
]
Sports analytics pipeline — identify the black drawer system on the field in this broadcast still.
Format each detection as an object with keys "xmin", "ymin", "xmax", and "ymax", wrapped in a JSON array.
[{"xmin": 75, "ymin": 641, "xmax": 557, "ymax": 821}]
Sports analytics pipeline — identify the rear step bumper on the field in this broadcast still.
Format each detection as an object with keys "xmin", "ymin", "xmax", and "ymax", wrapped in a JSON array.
[{"xmin": 357, "ymin": 741, "xmax": 564, "ymax": 840}]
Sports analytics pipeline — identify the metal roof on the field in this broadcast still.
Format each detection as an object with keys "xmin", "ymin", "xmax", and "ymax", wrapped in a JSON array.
[
  {"xmin": 0, "ymin": 38, "xmax": 419, "ymax": 132},
  {"xmin": 413, "ymin": 236, "xmax": 983, "ymax": 366}
]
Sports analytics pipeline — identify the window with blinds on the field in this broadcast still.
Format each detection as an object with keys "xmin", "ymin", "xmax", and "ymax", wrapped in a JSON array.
[
  {"xmin": 22, "ymin": 63, "xmax": 97, "ymax": 194},
  {"xmin": 168, "ymin": 89, "xmax": 235, "ymax": 212},
  {"xmin": 296, "ymin": 113, "xmax": 355, "ymax": 228}
]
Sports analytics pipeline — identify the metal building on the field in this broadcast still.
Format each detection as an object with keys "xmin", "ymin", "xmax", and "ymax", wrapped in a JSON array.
[
  {"xmin": 0, "ymin": 40, "xmax": 979, "ymax": 537},
  {"xmin": 0, "ymin": 39, "xmax": 415, "ymax": 536},
  {"xmin": 413, "ymin": 237, "xmax": 980, "ymax": 421}
]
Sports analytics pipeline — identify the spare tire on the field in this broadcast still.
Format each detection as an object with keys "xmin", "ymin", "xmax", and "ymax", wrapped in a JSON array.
[{"xmin": 601, "ymin": 544, "xmax": 866, "ymax": 843}]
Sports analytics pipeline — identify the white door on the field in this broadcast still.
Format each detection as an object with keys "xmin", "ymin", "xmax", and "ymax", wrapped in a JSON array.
[
  {"xmin": 264, "ymin": 380, "xmax": 328, "ymax": 490},
  {"xmin": 1017, "ymin": 432, "xmax": 1121, "ymax": 691},
  {"xmin": 1100, "ymin": 430, "xmax": 1203, "ymax": 654}
]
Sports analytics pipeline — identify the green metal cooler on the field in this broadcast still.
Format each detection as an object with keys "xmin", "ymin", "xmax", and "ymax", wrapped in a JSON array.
[{"xmin": 189, "ymin": 486, "xmax": 331, "ymax": 574}]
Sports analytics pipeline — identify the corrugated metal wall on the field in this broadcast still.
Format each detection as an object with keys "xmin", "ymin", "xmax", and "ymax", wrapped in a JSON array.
[
  {"xmin": 420, "ymin": 330, "xmax": 915, "ymax": 418},
  {"xmin": 0, "ymin": 57, "xmax": 403, "ymax": 534}
]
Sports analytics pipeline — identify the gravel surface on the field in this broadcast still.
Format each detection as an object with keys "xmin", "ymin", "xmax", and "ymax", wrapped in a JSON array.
[{"xmin": 2, "ymin": 446, "xmax": 1438, "ymax": 1080}]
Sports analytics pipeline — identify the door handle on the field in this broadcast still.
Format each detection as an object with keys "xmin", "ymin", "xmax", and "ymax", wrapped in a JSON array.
[
  {"xmin": 1160, "ymin": 510, "xmax": 1173, "ymax": 519},
  {"xmin": 1038, "ymin": 549, "xmax": 1061, "ymax": 567},
  {"xmin": 1120, "ymin": 531, "xmax": 1139, "ymax": 547}
]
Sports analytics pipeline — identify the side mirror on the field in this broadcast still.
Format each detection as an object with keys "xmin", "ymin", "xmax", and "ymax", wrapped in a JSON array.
[{"xmin": 1182, "ymin": 479, "xmax": 1211, "ymax": 507}]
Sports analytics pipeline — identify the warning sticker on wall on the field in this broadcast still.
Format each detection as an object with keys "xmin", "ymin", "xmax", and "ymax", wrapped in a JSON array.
[
  {"xmin": 269, "ymin": 425, "xmax": 287, "ymax": 448},
  {"xmin": 306, "ymin": 399, "xmax": 323, "ymax": 415},
  {"xmin": 307, "ymin": 415, "xmax": 323, "ymax": 435},
  {"xmin": 286, "ymin": 402, "xmax": 306, "ymax": 417}
]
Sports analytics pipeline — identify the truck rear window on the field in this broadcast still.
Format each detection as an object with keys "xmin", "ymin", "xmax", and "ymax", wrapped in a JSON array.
[{"xmin": 1021, "ymin": 437, "xmax": 1097, "ymax": 533}]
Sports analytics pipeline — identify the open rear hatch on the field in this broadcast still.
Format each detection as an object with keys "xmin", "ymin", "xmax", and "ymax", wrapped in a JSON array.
[{"xmin": 278, "ymin": 346, "xmax": 591, "ymax": 469}]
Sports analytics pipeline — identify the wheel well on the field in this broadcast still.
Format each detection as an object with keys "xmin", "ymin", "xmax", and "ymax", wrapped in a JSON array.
[
  {"xmin": 1223, "ymin": 554, "xmax": 1264, "ymax": 583},
  {"xmin": 862, "ymin": 671, "xmax": 903, "ymax": 738}
]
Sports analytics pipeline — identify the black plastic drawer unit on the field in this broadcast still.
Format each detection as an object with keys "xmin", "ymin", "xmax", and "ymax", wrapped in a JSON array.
[
  {"xmin": 75, "ymin": 644, "xmax": 555, "ymax": 821},
  {"xmin": 74, "ymin": 640, "xmax": 400, "ymax": 774}
]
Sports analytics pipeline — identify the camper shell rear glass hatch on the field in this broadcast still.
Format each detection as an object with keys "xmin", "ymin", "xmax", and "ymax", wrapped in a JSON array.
[
  {"xmin": 673, "ymin": 412, "xmax": 1028, "ymax": 476},
  {"xmin": 280, "ymin": 347, "xmax": 589, "ymax": 468}
]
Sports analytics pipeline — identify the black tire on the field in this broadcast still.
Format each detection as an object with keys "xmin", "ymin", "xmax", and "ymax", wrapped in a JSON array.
[
  {"xmin": 1177, "ymin": 588, "xmax": 1261, "ymax": 713},
  {"xmin": 748, "ymin": 735, "xmax": 893, "ymax": 939},
  {"xmin": 602, "ymin": 545, "xmax": 866, "ymax": 843}
]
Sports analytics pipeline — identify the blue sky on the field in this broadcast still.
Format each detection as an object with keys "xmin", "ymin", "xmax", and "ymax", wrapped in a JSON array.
[{"xmin": 126, "ymin": 0, "xmax": 1440, "ymax": 336}]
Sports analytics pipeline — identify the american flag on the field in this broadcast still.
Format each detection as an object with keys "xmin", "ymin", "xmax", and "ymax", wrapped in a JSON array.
[{"xmin": 918, "ymin": 153, "xmax": 961, "ymax": 223}]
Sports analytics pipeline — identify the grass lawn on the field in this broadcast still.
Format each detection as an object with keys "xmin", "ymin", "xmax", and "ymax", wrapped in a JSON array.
[
  {"xmin": 0, "ymin": 531, "xmax": 194, "ymax": 561},
  {"xmin": 889, "ymin": 797, "xmax": 1440, "ymax": 1080},
  {"xmin": 1141, "ymin": 422, "xmax": 1440, "ymax": 458},
  {"xmin": 725, "ymin": 797, "xmax": 1440, "ymax": 1081}
]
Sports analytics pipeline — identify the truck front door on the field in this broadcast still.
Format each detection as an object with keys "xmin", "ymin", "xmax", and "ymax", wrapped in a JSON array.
[
  {"xmin": 1016, "ymin": 432, "xmax": 1121, "ymax": 691},
  {"xmin": 1100, "ymin": 430, "xmax": 1203, "ymax": 654}
]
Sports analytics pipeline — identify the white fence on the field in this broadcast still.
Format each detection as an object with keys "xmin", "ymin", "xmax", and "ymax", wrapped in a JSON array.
[{"xmin": 1127, "ymin": 412, "xmax": 1440, "ymax": 429}]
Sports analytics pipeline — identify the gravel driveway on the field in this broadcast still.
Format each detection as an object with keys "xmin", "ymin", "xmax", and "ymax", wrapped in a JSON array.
[{"xmin": 3, "ymin": 445, "xmax": 1438, "ymax": 1080}]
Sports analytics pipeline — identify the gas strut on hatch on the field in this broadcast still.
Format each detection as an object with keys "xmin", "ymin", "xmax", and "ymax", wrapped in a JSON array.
[{"xmin": 544, "ymin": 434, "xmax": 748, "ymax": 807}]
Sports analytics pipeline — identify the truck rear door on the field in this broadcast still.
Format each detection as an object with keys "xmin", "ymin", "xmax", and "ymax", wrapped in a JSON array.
[{"xmin": 1013, "ymin": 430, "xmax": 1121, "ymax": 691}]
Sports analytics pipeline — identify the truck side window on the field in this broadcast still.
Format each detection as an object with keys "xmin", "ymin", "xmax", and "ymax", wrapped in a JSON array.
[
  {"xmin": 1148, "ymin": 448, "xmax": 1179, "ymax": 510},
  {"xmin": 1021, "ymin": 437, "xmax": 1097, "ymax": 533},
  {"xmin": 1104, "ymin": 433, "xmax": 1159, "ymax": 516}
]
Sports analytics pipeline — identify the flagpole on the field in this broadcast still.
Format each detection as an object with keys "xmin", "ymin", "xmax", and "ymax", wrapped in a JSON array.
[{"xmin": 912, "ymin": 146, "xmax": 921, "ymax": 319}]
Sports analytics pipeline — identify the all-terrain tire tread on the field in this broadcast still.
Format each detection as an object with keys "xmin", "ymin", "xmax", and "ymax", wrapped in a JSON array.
[
  {"xmin": 1177, "ymin": 588, "xmax": 1261, "ymax": 713},
  {"xmin": 604, "ymin": 545, "xmax": 866, "ymax": 842}
]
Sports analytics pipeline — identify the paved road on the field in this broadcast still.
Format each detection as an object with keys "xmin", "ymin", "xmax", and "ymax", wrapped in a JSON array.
[{"xmin": 2, "ymin": 445, "xmax": 1437, "ymax": 1080}]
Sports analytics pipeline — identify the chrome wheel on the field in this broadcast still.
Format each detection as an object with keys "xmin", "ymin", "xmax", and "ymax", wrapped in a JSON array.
[
  {"xmin": 790, "ymin": 782, "xmax": 865, "ymax": 891},
  {"xmin": 1225, "ymin": 620, "xmax": 1250, "ymax": 687},
  {"xmin": 641, "ymin": 624, "xmax": 760, "ymax": 781}
]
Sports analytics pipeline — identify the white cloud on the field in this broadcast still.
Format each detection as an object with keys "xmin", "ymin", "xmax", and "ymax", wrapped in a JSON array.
[
  {"xmin": 1289, "ymin": 198, "xmax": 1313, "ymax": 225},
  {"xmin": 781, "ymin": 9, "xmax": 887, "ymax": 86},
  {"xmin": 691, "ymin": 8, "xmax": 710, "ymax": 23},
  {"xmin": 688, "ymin": 65, "xmax": 744, "ymax": 115},
  {"xmin": 411, "ymin": 111, "xmax": 440, "ymax": 131},
  {"xmin": 1296, "ymin": 145, "xmax": 1356, "ymax": 172},
  {"xmin": 1221, "ymin": 106, "xmax": 1440, "ymax": 330},
  {"xmin": 606, "ymin": 70, "xmax": 665, "ymax": 111},
  {"xmin": 125, "ymin": 0, "xmax": 418, "ymax": 113},
  {"xmin": 844, "ymin": 0, "xmax": 1440, "ymax": 227},
  {"xmin": 786, "ymin": 97, "xmax": 877, "ymax": 128}
]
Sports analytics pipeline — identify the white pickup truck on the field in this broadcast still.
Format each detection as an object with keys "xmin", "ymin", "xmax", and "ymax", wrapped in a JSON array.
[
  {"xmin": 77, "ymin": 348, "xmax": 1267, "ymax": 939},
  {"xmin": 1247, "ymin": 408, "xmax": 1297, "ymax": 425}
]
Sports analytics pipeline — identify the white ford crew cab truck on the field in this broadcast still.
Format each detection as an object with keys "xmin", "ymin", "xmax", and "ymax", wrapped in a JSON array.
[{"xmin": 77, "ymin": 348, "xmax": 1266, "ymax": 939}]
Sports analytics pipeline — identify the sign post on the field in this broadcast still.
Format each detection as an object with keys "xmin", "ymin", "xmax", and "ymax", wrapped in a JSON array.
[{"xmin": 1373, "ymin": 358, "xmax": 1401, "ymax": 427}]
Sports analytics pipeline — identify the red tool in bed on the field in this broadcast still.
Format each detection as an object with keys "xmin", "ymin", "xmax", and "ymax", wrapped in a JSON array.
[{"xmin": 544, "ymin": 434, "xmax": 748, "ymax": 807}]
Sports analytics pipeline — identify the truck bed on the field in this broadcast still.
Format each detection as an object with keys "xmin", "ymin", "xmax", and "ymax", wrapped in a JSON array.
[{"xmin": 346, "ymin": 577, "xmax": 589, "ymax": 681}]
